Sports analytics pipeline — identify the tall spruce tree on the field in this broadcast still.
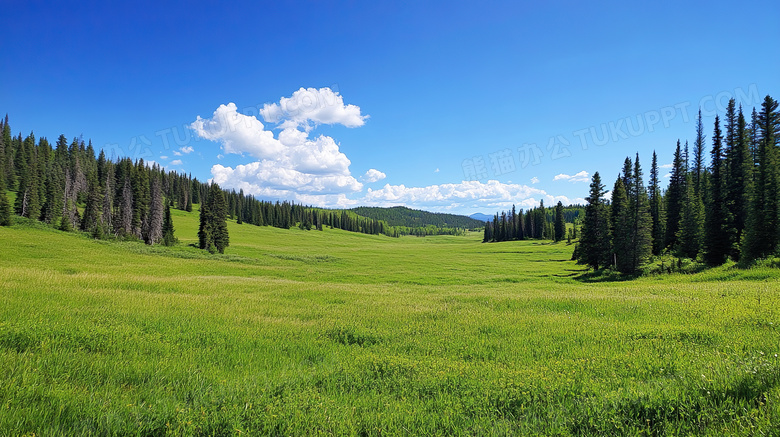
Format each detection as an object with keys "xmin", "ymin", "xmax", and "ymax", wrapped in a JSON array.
[
  {"xmin": 161, "ymin": 198, "xmax": 175, "ymax": 247},
  {"xmin": 578, "ymin": 172, "xmax": 611, "ymax": 269},
  {"xmin": 649, "ymin": 151, "xmax": 665, "ymax": 255},
  {"xmin": 628, "ymin": 154, "xmax": 653, "ymax": 272},
  {"xmin": 199, "ymin": 182, "xmax": 230, "ymax": 253},
  {"xmin": 80, "ymin": 171, "xmax": 103, "ymax": 233},
  {"xmin": 665, "ymin": 140, "xmax": 686, "ymax": 250},
  {"xmin": 743, "ymin": 96, "xmax": 780, "ymax": 261},
  {"xmin": 0, "ymin": 154, "xmax": 11, "ymax": 226},
  {"xmin": 554, "ymin": 201, "xmax": 565, "ymax": 242},
  {"xmin": 610, "ymin": 176, "xmax": 632, "ymax": 272},
  {"xmin": 677, "ymin": 173, "xmax": 704, "ymax": 259},
  {"xmin": 726, "ymin": 104, "xmax": 754, "ymax": 258},
  {"xmin": 704, "ymin": 115, "xmax": 732, "ymax": 265},
  {"xmin": 2, "ymin": 117, "xmax": 13, "ymax": 190},
  {"xmin": 692, "ymin": 108, "xmax": 706, "ymax": 197}
]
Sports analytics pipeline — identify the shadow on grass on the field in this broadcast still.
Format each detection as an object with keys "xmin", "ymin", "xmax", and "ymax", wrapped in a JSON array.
[{"xmin": 573, "ymin": 268, "xmax": 641, "ymax": 283}]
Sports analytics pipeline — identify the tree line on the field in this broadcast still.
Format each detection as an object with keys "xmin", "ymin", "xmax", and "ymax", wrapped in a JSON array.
[
  {"xmin": 576, "ymin": 95, "xmax": 779, "ymax": 273},
  {"xmin": 0, "ymin": 115, "xmax": 401, "ymax": 250},
  {"xmin": 351, "ymin": 206, "xmax": 484, "ymax": 230},
  {"xmin": 482, "ymin": 202, "xmax": 582, "ymax": 243}
]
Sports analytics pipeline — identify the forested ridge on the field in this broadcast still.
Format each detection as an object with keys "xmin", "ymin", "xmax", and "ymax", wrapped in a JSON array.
[
  {"xmin": 0, "ymin": 116, "xmax": 409, "ymax": 245},
  {"xmin": 350, "ymin": 206, "xmax": 483, "ymax": 236},
  {"xmin": 576, "ymin": 95, "xmax": 780, "ymax": 272},
  {"xmin": 0, "ymin": 115, "xmax": 488, "ymax": 245}
]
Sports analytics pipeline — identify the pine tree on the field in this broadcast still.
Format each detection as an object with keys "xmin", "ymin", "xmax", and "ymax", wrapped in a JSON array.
[
  {"xmin": 554, "ymin": 201, "xmax": 565, "ymax": 242},
  {"xmin": 132, "ymin": 160, "xmax": 150, "ymax": 237},
  {"xmin": 199, "ymin": 182, "xmax": 230, "ymax": 253},
  {"xmin": 665, "ymin": 140, "xmax": 686, "ymax": 249},
  {"xmin": 610, "ymin": 176, "xmax": 632, "ymax": 272},
  {"xmin": 482, "ymin": 219, "xmax": 492, "ymax": 242},
  {"xmin": 143, "ymin": 176, "xmax": 164, "ymax": 245},
  {"xmin": 42, "ymin": 135, "xmax": 66, "ymax": 225},
  {"xmin": 649, "ymin": 151, "xmax": 665, "ymax": 255},
  {"xmin": 692, "ymin": 108, "xmax": 706, "ymax": 197},
  {"xmin": 677, "ymin": 173, "xmax": 704, "ymax": 259},
  {"xmin": 80, "ymin": 171, "xmax": 102, "ymax": 233},
  {"xmin": 726, "ymin": 104, "xmax": 754, "ymax": 258},
  {"xmin": 628, "ymin": 154, "xmax": 653, "ymax": 272},
  {"xmin": 101, "ymin": 164, "xmax": 114, "ymax": 235},
  {"xmin": 0, "ymin": 158, "xmax": 12, "ymax": 226},
  {"xmin": 198, "ymin": 190, "xmax": 212, "ymax": 251},
  {"xmin": 703, "ymin": 115, "xmax": 732, "ymax": 265},
  {"xmin": 578, "ymin": 172, "xmax": 611, "ymax": 269},
  {"xmin": 162, "ymin": 198, "xmax": 176, "ymax": 246},
  {"xmin": 743, "ymin": 96, "xmax": 780, "ymax": 261},
  {"xmin": 2, "ymin": 117, "xmax": 13, "ymax": 190}
]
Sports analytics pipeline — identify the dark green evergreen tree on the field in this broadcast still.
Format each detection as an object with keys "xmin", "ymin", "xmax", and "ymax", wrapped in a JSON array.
[
  {"xmin": 199, "ymin": 182, "xmax": 229, "ymax": 253},
  {"xmin": 162, "ymin": 199, "xmax": 176, "ymax": 246},
  {"xmin": 0, "ymin": 157, "xmax": 12, "ymax": 226},
  {"xmin": 665, "ymin": 140, "xmax": 686, "ymax": 249},
  {"xmin": 726, "ymin": 104, "xmax": 754, "ymax": 258},
  {"xmin": 677, "ymin": 173, "xmax": 704, "ymax": 259},
  {"xmin": 554, "ymin": 201, "xmax": 565, "ymax": 242},
  {"xmin": 578, "ymin": 172, "xmax": 611, "ymax": 269},
  {"xmin": 627, "ymin": 154, "xmax": 653, "ymax": 272},
  {"xmin": 610, "ymin": 176, "xmax": 632, "ymax": 272},
  {"xmin": 80, "ymin": 171, "xmax": 103, "ymax": 233},
  {"xmin": 743, "ymin": 96, "xmax": 780, "ymax": 261},
  {"xmin": 703, "ymin": 115, "xmax": 732, "ymax": 265},
  {"xmin": 692, "ymin": 108, "xmax": 706, "ymax": 197},
  {"xmin": 649, "ymin": 151, "xmax": 665, "ymax": 255}
]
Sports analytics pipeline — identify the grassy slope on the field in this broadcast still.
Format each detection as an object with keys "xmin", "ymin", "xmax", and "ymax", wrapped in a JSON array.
[{"xmin": 0, "ymin": 208, "xmax": 778, "ymax": 435}]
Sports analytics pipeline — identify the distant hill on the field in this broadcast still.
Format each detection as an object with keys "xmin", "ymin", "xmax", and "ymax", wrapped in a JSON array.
[
  {"xmin": 350, "ymin": 206, "xmax": 484, "ymax": 229},
  {"xmin": 469, "ymin": 213, "xmax": 492, "ymax": 222}
]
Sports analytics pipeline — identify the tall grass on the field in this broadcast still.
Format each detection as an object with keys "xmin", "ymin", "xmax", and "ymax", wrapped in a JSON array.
[{"xmin": 0, "ymin": 210, "xmax": 778, "ymax": 435}]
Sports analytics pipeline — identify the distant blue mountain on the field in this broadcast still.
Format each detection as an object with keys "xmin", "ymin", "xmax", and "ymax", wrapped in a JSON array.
[{"xmin": 469, "ymin": 213, "xmax": 492, "ymax": 222}]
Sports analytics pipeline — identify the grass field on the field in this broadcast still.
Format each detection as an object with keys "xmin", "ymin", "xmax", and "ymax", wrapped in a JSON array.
[{"xmin": 1, "ymin": 208, "xmax": 779, "ymax": 436}]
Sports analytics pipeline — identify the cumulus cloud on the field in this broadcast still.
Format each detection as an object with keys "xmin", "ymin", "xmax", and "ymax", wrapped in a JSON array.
[
  {"xmin": 192, "ymin": 103, "xmax": 285, "ymax": 158},
  {"xmin": 531, "ymin": 176, "xmax": 540, "ymax": 184},
  {"xmin": 362, "ymin": 169, "xmax": 387, "ymax": 183},
  {"xmin": 260, "ymin": 87, "xmax": 368, "ymax": 128},
  {"xmin": 659, "ymin": 163, "xmax": 673, "ymax": 169},
  {"xmin": 170, "ymin": 159, "xmax": 183, "ymax": 166},
  {"xmin": 192, "ymin": 89, "xmax": 368, "ymax": 205},
  {"xmin": 553, "ymin": 171, "xmax": 590, "ymax": 183}
]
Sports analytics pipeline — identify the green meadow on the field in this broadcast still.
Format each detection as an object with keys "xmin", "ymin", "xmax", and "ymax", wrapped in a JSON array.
[{"xmin": 1, "ymin": 208, "xmax": 778, "ymax": 436}]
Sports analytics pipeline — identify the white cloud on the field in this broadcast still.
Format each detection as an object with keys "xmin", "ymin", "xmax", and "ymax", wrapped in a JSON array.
[
  {"xmin": 553, "ymin": 170, "xmax": 590, "ymax": 183},
  {"xmin": 260, "ymin": 87, "xmax": 368, "ymax": 128},
  {"xmin": 193, "ymin": 91, "xmax": 369, "ymax": 205},
  {"xmin": 434, "ymin": 168, "xmax": 440, "ymax": 173},
  {"xmin": 362, "ymin": 180, "xmax": 585, "ymax": 211},
  {"xmin": 212, "ymin": 162, "xmax": 362, "ymax": 196},
  {"xmin": 660, "ymin": 163, "xmax": 673, "ymax": 169},
  {"xmin": 179, "ymin": 146, "xmax": 194, "ymax": 154},
  {"xmin": 160, "ymin": 155, "xmax": 168, "ymax": 160},
  {"xmin": 173, "ymin": 150, "xmax": 182, "ymax": 156},
  {"xmin": 362, "ymin": 169, "xmax": 387, "ymax": 183},
  {"xmin": 192, "ymin": 103, "xmax": 285, "ymax": 159},
  {"xmin": 531, "ymin": 176, "xmax": 540, "ymax": 184},
  {"xmin": 170, "ymin": 159, "xmax": 183, "ymax": 166},
  {"xmin": 664, "ymin": 173, "xmax": 672, "ymax": 178}
]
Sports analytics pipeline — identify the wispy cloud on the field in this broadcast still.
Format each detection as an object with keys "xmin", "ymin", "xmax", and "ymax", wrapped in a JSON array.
[{"xmin": 553, "ymin": 170, "xmax": 590, "ymax": 183}]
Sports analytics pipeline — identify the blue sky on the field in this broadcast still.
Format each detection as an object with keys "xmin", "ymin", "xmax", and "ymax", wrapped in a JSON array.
[{"xmin": 2, "ymin": 1, "xmax": 778, "ymax": 215}]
